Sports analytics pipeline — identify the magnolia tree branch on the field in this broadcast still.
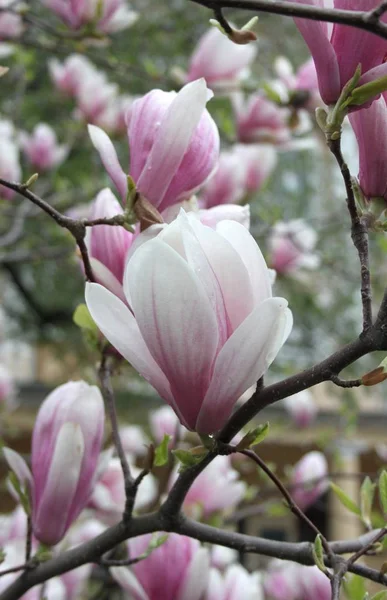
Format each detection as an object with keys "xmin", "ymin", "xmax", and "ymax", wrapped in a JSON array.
[{"xmin": 189, "ymin": 0, "xmax": 387, "ymax": 39}]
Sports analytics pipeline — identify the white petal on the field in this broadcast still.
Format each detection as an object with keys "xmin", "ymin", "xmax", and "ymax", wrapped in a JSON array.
[
  {"xmin": 178, "ymin": 548, "xmax": 210, "ymax": 600},
  {"xmin": 3, "ymin": 448, "xmax": 32, "ymax": 487},
  {"xmin": 111, "ymin": 567, "xmax": 149, "ymax": 600},
  {"xmin": 90, "ymin": 258, "xmax": 126, "ymax": 302},
  {"xmin": 85, "ymin": 283, "xmax": 173, "ymax": 404},
  {"xmin": 88, "ymin": 125, "xmax": 127, "ymax": 200}
]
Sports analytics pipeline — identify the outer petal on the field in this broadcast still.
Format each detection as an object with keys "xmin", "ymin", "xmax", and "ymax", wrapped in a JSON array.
[
  {"xmin": 292, "ymin": 0, "xmax": 341, "ymax": 103},
  {"xmin": 197, "ymin": 298, "xmax": 292, "ymax": 434},
  {"xmin": 89, "ymin": 258, "xmax": 126, "ymax": 302},
  {"xmin": 136, "ymin": 79, "xmax": 214, "ymax": 208},
  {"xmin": 88, "ymin": 125, "xmax": 128, "ymax": 200},
  {"xmin": 3, "ymin": 448, "xmax": 32, "ymax": 487},
  {"xmin": 85, "ymin": 283, "xmax": 174, "ymax": 405},
  {"xmin": 111, "ymin": 567, "xmax": 148, "ymax": 600},
  {"xmin": 127, "ymin": 238, "xmax": 219, "ymax": 430},
  {"xmin": 216, "ymin": 220, "xmax": 272, "ymax": 307},
  {"xmin": 178, "ymin": 548, "xmax": 210, "ymax": 600},
  {"xmin": 199, "ymin": 205, "xmax": 250, "ymax": 230}
]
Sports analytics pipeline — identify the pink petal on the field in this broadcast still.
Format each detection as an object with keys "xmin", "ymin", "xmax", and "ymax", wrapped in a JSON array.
[
  {"xmin": 3, "ymin": 447, "xmax": 32, "ymax": 487},
  {"xmin": 197, "ymin": 298, "xmax": 292, "ymax": 434},
  {"xmin": 88, "ymin": 125, "xmax": 128, "ymax": 200},
  {"xmin": 89, "ymin": 258, "xmax": 126, "ymax": 302}
]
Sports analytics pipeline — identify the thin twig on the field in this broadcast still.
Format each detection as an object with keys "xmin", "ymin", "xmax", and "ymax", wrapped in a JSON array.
[
  {"xmin": 366, "ymin": 1, "xmax": 387, "ymax": 23},
  {"xmin": 330, "ymin": 374, "xmax": 362, "ymax": 388},
  {"xmin": 25, "ymin": 516, "xmax": 32, "ymax": 563},
  {"xmin": 0, "ymin": 565, "xmax": 28, "ymax": 579},
  {"xmin": 347, "ymin": 527, "xmax": 387, "ymax": 567}
]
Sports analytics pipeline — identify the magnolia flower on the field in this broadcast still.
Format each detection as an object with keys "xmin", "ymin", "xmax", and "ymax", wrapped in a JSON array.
[
  {"xmin": 88, "ymin": 79, "xmax": 219, "ymax": 212},
  {"xmin": 268, "ymin": 219, "xmax": 319, "ymax": 275},
  {"xmin": 111, "ymin": 533, "xmax": 210, "ymax": 600},
  {"xmin": 198, "ymin": 204, "xmax": 250, "ymax": 230},
  {"xmin": 0, "ymin": 0, "xmax": 23, "ymax": 40},
  {"xmin": 76, "ymin": 74, "xmax": 119, "ymax": 125},
  {"xmin": 169, "ymin": 456, "xmax": 246, "ymax": 518},
  {"xmin": 85, "ymin": 188, "xmax": 133, "ymax": 301},
  {"xmin": 234, "ymin": 93, "xmax": 291, "ymax": 145},
  {"xmin": 349, "ymin": 95, "xmax": 387, "ymax": 204},
  {"xmin": 234, "ymin": 144, "xmax": 277, "ymax": 194},
  {"xmin": 0, "ymin": 505, "xmax": 27, "ymax": 546},
  {"xmin": 186, "ymin": 26, "xmax": 257, "ymax": 90},
  {"xmin": 86, "ymin": 210, "xmax": 292, "ymax": 434},
  {"xmin": 119, "ymin": 424, "xmax": 149, "ymax": 458},
  {"xmin": 49, "ymin": 54, "xmax": 98, "ymax": 97},
  {"xmin": 291, "ymin": 451, "xmax": 328, "ymax": 511},
  {"xmin": 89, "ymin": 454, "xmax": 157, "ymax": 523},
  {"xmin": 206, "ymin": 565, "xmax": 263, "ymax": 600},
  {"xmin": 210, "ymin": 545, "xmax": 238, "ymax": 570},
  {"xmin": 149, "ymin": 405, "xmax": 186, "ymax": 444},
  {"xmin": 283, "ymin": 389, "xmax": 317, "ymax": 429},
  {"xmin": 274, "ymin": 56, "xmax": 320, "ymax": 109},
  {"xmin": 0, "ymin": 136, "xmax": 21, "ymax": 200},
  {"xmin": 291, "ymin": 0, "xmax": 387, "ymax": 106},
  {"xmin": 41, "ymin": 0, "xmax": 137, "ymax": 33},
  {"xmin": 20, "ymin": 123, "xmax": 68, "ymax": 171},
  {"xmin": 299, "ymin": 565, "xmax": 331, "ymax": 600},
  {"xmin": 263, "ymin": 560, "xmax": 304, "ymax": 600},
  {"xmin": 199, "ymin": 150, "xmax": 247, "ymax": 208},
  {"xmin": 3, "ymin": 381, "xmax": 105, "ymax": 546}
]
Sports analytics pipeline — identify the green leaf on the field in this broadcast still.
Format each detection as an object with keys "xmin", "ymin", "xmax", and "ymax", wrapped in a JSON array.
[
  {"xmin": 370, "ymin": 592, "xmax": 387, "ymax": 600},
  {"xmin": 73, "ymin": 304, "xmax": 97, "ymax": 332},
  {"xmin": 330, "ymin": 482, "xmax": 361, "ymax": 516},
  {"xmin": 263, "ymin": 83, "xmax": 282, "ymax": 105},
  {"xmin": 312, "ymin": 534, "xmax": 326, "ymax": 573},
  {"xmin": 147, "ymin": 533, "xmax": 168, "ymax": 552},
  {"xmin": 379, "ymin": 471, "xmax": 387, "ymax": 516},
  {"xmin": 173, "ymin": 448, "xmax": 207, "ymax": 472},
  {"xmin": 349, "ymin": 76, "xmax": 387, "ymax": 107},
  {"xmin": 360, "ymin": 476, "xmax": 376, "ymax": 529},
  {"xmin": 237, "ymin": 423, "xmax": 270, "ymax": 450},
  {"xmin": 8, "ymin": 472, "xmax": 30, "ymax": 515},
  {"xmin": 344, "ymin": 574, "xmax": 367, "ymax": 600},
  {"xmin": 153, "ymin": 435, "xmax": 171, "ymax": 467}
]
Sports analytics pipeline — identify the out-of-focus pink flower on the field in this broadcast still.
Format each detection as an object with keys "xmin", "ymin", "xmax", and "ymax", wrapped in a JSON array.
[
  {"xmin": 234, "ymin": 144, "xmax": 277, "ymax": 194},
  {"xmin": 200, "ymin": 150, "xmax": 247, "ymax": 208},
  {"xmin": 119, "ymin": 424, "xmax": 149, "ymax": 458},
  {"xmin": 274, "ymin": 57, "xmax": 321, "ymax": 110},
  {"xmin": 0, "ymin": 506, "xmax": 27, "ymax": 546},
  {"xmin": 291, "ymin": 451, "xmax": 328, "ymax": 511},
  {"xmin": 86, "ymin": 210, "xmax": 292, "ymax": 434},
  {"xmin": 268, "ymin": 220, "xmax": 319, "ymax": 275},
  {"xmin": 263, "ymin": 560, "xmax": 303, "ymax": 600},
  {"xmin": 291, "ymin": 0, "xmax": 387, "ymax": 106},
  {"xmin": 283, "ymin": 389, "xmax": 317, "ymax": 429},
  {"xmin": 234, "ymin": 93, "xmax": 291, "ymax": 145},
  {"xmin": 76, "ymin": 74, "xmax": 119, "ymax": 125},
  {"xmin": 206, "ymin": 565, "xmax": 263, "ymax": 600},
  {"xmin": 49, "ymin": 54, "xmax": 97, "ymax": 97},
  {"xmin": 299, "ymin": 565, "xmax": 331, "ymax": 600},
  {"xmin": 210, "ymin": 545, "xmax": 238, "ymax": 570},
  {"xmin": 349, "ymin": 95, "xmax": 387, "ymax": 204},
  {"xmin": 88, "ymin": 79, "xmax": 220, "ymax": 211},
  {"xmin": 169, "ymin": 456, "xmax": 246, "ymax": 518},
  {"xmin": 149, "ymin": 405, "xmax": 186, "ymax": 444},
  {"xmin": 187, "ymin": 26, "xmax": 257, "ymax": 90},
  {"xmin": 0, "ymin": 1, "xmax": 23, "ymax": 40},
  {"xmin": 85, "ymin": 188, "xmax": 133, "ymax": 301},
  {"xmin": 41, "ymin": 0, "xmax": 137, "ymax": 33},
  {"xmin": 0, "ymin": 136, "xmax": 21, "ymax": 200},
  {"xmin": 20, "ymin": 123, "xmax": 68, "ymax": 172},
  {"xmin": 0, "ymin": 364, "xmax": 16, "ymax": 410},
  {"xmin": 60, "ymin": 565, "xmax": 92, "ymax": 600},
  {"xmin": 199, "ymin": 204, "xmax": 250, "ymax": 230},
  {"xmin": 3, "ymin": 381, "xmax": 105, "ymax": 546},
  {"xmin": 89, "ymin": 454, "xmax": 157, "ymax": 523},
  {"xmin": 111, "ymin": 533, "xmax": 210, "ymax": 600}
]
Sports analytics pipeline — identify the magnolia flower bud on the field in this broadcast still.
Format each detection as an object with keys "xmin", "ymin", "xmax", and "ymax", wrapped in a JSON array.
[
  {"xmin": 20, "ymin": 124, "xmax": 68, "ymax": 172},
  {"xmin": 4, "ymin": 381, "xmax": 105, "ymax": 546},
  {"xmin": 291, "ymin": 451, "xmax": 328, "ymax": 511}
]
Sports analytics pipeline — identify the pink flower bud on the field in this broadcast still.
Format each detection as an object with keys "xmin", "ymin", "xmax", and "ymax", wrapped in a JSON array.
[
  {"xmin": 88, "ymin": 79, "xmax": 220, "ymax": 212},
  {"xmin": 187, "ymin": 26, "xmax": 257, "ymax": 90},
  {"xmin": 206, "ymin": 565, "xmax": 263, "ymax": 600},
  {"xmin": 283, "ymin": 389, "xmax": 317, "ymax": 429},
  {"xmin": 234, "ymin": 93, "xmax": 291, "ymax": 145},
  {"xmin": 42, "ymin": 0, "xmax": 137, "ymax": 33},
  {"xmin": 76, "ymin": 74, "xmax": 119, "ymax": 125},
  {"xmin": 149, "ymin": 405, "xmax": 186, "ymax": 444},
  {"xmin": 268, "ymin": 220, "xmax": 319, "ymax": 275},
  {"xmin": 4, "ymin": 381, "xmax": 105, "ymax": 546},
  {"xmin": 86, "ymin": 210, "xmax": 292, "ymax": 434},
  {"xmin": 85, "ymin": 188, "xmax": 133, "ymax": 301},
  {"xmin": 111, "ymin": 533, "xmax": 210, "ymax": 600},
  {"xmin": 0, "ymin": 136, "xmax": 21, "ymax": 200},
  {"xmin": 291, "ymin": 451, "xmax": 328, "ymax": 511},
  {"xmin": 20, "ymin": 124, "xmax": 68, "ymax": 172},
  {"xmin": 0, "ymin": 1, "xmax": 23, "ymax": 40},
  {"xmin": 49, "ymin": 54, "xmax": 97, "ymax": 97},
  {"xmin": 349, "ymin": 95, "xmax": 387, "ymax": 203},
  {"xmin": 89, "ymin": 454, "xmax": 157, "ymax": 523},
  {"xmin": 299, "ymin": 565, "xmax": 331, "ymax": 600},
  {"xmin": 169, "ymin": 456, "xmax": 246, "ymax": 518},
  {"xmin": 291, "ymin": 0, "xmax": 387, "ymax": 106}
]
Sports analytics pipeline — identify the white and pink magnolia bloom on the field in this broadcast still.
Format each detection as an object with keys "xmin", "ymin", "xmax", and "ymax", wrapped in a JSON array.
[
  {"xmin": 169, "ymin": 455, "xmax": 246, "ymax": 518},
  {"xmin": 263, "ymin": 560, "xmax": 304, "ymax": 600},
  {"xmin": 119, "ymin": 424, "xmax": 149, "ymax": 458},
  {"xmin": 49, "ymin": 54, "xmax": 98, "ymax": 97},
  {"xmin": 111, "ymin": 533, "xmax": 210, "ymax": 600},
  {"xmin": 20, "ymin": 123, "xmax": 68, "ymax": 171},
  {"xmin": 187, "ymin": 26, "xmax": 257, "ymax": 90},
  {"xmin": 3, "ymin": 381, "xmax": 105, "ymax": 546},
  {"xmin": 86, "ymin": 210, "xmax": 292, "ymax": 434},
  {"xmin": 210, "ymin": 545, "xmax": 238, "ymax": 570},
  {"xmin": 291, "ymin": 451, "xmax": 328, "ymax": 511},
  {"xmin": 234, "ymin": 144, "xmax": 277, "ymax": 194},
  {"xmin": 199, "ymin": 150, "xmax": 247, "ymax": 208},
  {"xmin": 0, "ymin": 0, "xmax": 23, "ymax": 40},
  {"xmin": 299, "ymin": 565, "xmax": 331, "ymax": 600},
  {"xmin": 198, "ymin": 204, "xmax": 250, "ymax": 230},
  {"xmin": 85, "ymin": 188, "xmax": 133, "ymax": 301},
  {"xmin": 283, "ymin": 389, "xmax": 317, "ymax": 429},
  {"xmin": 76, "ymin": 74, "xmax": 119, "ymax": 125},
  {"xmin": 89, "ymin": 454, "xmax": 157, "ymax": 523},
  {"xmin": 88, "ymin": 78, "xmax": 220, "ymax": 212},
  {"xmin": 0, "ymin": 136, "xmax": 21, "ymax": 200},
  {"xmin": 206, "ymin": 565, "xmax": 263, "ymax": 600},
  {"xmin": 234, "ymin": 93, "xmax": 291, "ymax": 145},
  {"xmin": 41, "ymin": 0, "xmax": 137, "ymax": 33},
  {"xmin": 149, "ymin": 405, "xmax": 186, "ymax": 444},
  {"xmin": 291, "ymin": 0, "xmax": 387, "ymax": 106},
  {"xmin": 268, "ymin": 219, "xmax": 319, "ymax": 275},
  {"xmin": 274, "ymin": 57, "xmax": 320, "ymax": 110}
]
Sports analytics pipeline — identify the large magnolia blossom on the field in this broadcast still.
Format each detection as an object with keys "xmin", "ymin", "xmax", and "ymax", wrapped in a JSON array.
[
  {"xmin": 88, "ymin": 78, "xmax": 219, "ymax": 212},
  {"xmin": 86, "ymin": 210, "xmax": 292, "ymax": 434},
  {"xmin": 292, "ymin": 0, "xmax": 387, "ymax": 106}
]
